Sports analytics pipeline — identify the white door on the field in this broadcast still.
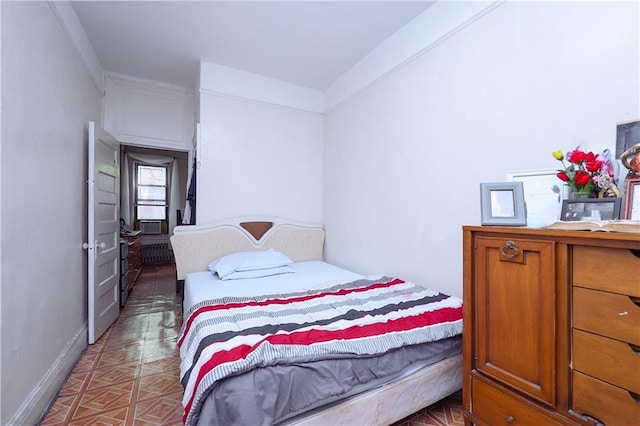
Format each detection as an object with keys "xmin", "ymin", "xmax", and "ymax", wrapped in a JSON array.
[{"xmin": 86, "ymin": 121, "xmax": 120, "ymax": 344}]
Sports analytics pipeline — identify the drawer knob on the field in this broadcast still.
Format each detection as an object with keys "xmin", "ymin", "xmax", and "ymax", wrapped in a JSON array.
[
  {"xmin": 500, "ymin": 241, "xmax": 519, "ymax": 259},
  {"xmin": 506, "ymin": 415, "xmax": 515, "ymax": 423}
]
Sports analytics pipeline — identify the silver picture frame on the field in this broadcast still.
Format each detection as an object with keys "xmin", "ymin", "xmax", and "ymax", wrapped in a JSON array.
[{"xmin": 480, "ymin": 182, "xmax": 527, "ymax": 226}]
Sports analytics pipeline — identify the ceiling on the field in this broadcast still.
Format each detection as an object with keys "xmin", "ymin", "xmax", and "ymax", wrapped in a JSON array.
[{"xmin": 70, "ymin": 1, "xmax": 435, "ymax": 91}]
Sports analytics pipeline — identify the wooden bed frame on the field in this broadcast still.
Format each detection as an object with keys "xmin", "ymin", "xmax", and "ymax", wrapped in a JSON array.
[{"xmin": 170, "ymin": 217, "xmax": 462, "ymax": 425}]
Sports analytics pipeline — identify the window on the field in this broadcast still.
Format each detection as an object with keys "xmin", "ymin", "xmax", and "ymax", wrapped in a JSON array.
[{"xmin": 136, "ymin": 165, "xmax": 167, "ymax": 220}]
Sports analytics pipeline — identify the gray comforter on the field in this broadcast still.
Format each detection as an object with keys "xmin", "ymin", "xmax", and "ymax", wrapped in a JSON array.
[{"xmin": 194, "ymin": 336, "xmax": 462, "ymax": 425}]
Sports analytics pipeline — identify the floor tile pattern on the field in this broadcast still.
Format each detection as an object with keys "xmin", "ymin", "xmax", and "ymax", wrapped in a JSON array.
[
  {"xmin": 40, "ymin": 265, "xmax": 183, "ymax": 426},
  {"xmin": 391, "ymin": 392, "xmax": 464, "ymax": 426},
  {"xmin": 41, "ymin": 264, "xmax": 463, "ymax": 426}
]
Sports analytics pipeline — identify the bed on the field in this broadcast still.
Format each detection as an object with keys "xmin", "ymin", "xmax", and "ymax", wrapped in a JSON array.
[{"xmin": 171, "ymin": 217, "xmax": 463, "ymax": 426}]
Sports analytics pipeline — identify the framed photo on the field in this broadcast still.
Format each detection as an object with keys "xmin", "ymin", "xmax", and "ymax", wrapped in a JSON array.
[
  {"xmin": 560, "ymin": 198, "xmax": 622, "ymax": 221},
  {"xmin": 616, "ymin": 118, "xmax": 640, "ymax": 158},
  {"xmin": 507, "ymin": 169, "xmax": 566, "ymax": 227},
  {"xmin": 623, "ymin": 177, "xmax": 640, "ymax": 220},
  {"xmin": 480, "ymin": 182, "xmax": 527, "ymax": 226}
]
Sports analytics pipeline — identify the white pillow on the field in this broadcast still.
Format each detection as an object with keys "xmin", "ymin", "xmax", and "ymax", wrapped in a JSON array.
[
  {"xmin": 220, "ymin": 265, "xmax": 295, "ymax": 280},
  {"xmin": 208, "ymin": 248, "xmax": 293, "ymax": 278}
]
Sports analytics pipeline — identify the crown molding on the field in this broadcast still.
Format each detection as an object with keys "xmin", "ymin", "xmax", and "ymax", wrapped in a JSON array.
[
  {"xmin": 48, "ymin": 1, "xmax": 103, "ymax": 94},
  {"xmin": 324, "ymin": 1, "xmax": 505, "ymax": 113},
  {"xmin": 199, "ymin": 62, "xmax": 324, "ymax": 114}
]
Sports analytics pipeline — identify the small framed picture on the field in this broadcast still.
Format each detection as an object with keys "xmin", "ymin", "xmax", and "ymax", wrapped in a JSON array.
[
  {"xmin": 480, "ymin": 182, "xmax": 527, "ymax": 226},
  {"xmin": 560, "ymin": 198, "xmax": 622, "ymax": 221},
  {"xmin": 623, "ymin": 177, "xmax": 640, "ymax": 220}
]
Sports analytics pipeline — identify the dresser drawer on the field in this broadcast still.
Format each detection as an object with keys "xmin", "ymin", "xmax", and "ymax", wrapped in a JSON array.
[
  {"xmin": 573, "ymin": 329, "xmax": 640, "ymax": 394},
  {"xmin": 128, "ymin": 239, "xmax": 141, "ymax": 257},
  {"xmin": 573, "ymin": 287, "xmax": 640, "ymax": 346},
  {"xmin": 573, "ymin": 246, "xmax": 640, "ymax": 297},
  {"xmin": 471, "ymin": 378, "xmax": 563, "ymax": 425},
  {"xmin": 120, "ymin": 258, "xmax": 128, "ymax": 277},
  {"xmin": 573, "ymin": 371, "xmax": 640, "ymax": 425}
]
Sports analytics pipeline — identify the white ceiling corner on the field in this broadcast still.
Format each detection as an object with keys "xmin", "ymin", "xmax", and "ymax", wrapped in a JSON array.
[{"xmin": 69, "ymin": 1, "xmax": 436, "ymax": 92}]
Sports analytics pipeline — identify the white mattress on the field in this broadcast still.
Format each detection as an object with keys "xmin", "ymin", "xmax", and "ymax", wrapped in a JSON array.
[{"xmin": 183, "ymin": 260, "xmax": 364, "ymax": 312}]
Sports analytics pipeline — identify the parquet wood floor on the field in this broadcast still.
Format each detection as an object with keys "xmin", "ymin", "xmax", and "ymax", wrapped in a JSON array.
[
  {"xmin": 41, "ymin": 264, "xmax": 463, "ymax": 426},
  {"xmin": 40, "ymin": 265, "xmax": 183, "ymax": 425},
  {"xmin": 390, "ymin": 392, "xmax": 464, "ymax": 426}
]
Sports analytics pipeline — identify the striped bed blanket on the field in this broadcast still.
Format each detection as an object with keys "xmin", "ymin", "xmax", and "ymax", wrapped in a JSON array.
[{"xmin": 178, "ymin": 276, "xmax": 464, "ymax": 425}]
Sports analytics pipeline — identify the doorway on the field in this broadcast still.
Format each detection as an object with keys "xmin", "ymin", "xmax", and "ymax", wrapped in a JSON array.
[{"xmin": 119, "ymin": 145, "xmax": 189, "ymax": 294}]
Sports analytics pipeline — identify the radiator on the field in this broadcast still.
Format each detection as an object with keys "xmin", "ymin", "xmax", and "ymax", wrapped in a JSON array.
[{"xmin": 141, "ymin": 243, "xmax": 174, "ymax": 265}]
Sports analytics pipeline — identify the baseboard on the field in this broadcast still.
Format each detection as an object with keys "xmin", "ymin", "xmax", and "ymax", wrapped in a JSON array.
[{"xmin": 7, "ymin": 326, "xmax": 87, "ymax": 426}]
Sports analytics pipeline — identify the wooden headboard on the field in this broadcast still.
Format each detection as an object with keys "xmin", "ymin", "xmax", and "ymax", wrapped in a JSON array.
[{"xmin": 170, "ymin": 217, "xmax": 325, "ymax": 280}]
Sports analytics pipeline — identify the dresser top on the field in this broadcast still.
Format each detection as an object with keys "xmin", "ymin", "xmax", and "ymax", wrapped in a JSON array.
[
  {"xmin": 121, "ymin": 230, "xmax": 142, "ymax": 237},
  {"xmin": 463, "ymin": 226, "xmax": 640, "ymax": 248}
]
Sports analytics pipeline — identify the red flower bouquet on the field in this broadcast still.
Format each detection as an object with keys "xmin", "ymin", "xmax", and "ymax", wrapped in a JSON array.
[{"xmin": 552, "ymin": 147, "xmax": 614, "ymax": 197}]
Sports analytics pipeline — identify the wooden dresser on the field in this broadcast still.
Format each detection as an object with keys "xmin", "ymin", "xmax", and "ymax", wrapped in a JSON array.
[
  {"xmin": 121, "ymin": 230, "xmax": 142, "ymax": 291},
  {"xmin": 462, "ymin": 226, "xmax": 640, "ymax": 426}
]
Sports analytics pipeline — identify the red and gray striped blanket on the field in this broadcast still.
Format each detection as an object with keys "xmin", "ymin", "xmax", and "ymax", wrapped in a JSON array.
[{"xmin": 178, "ymin": 276, "xmax": 463, "ymax": 425}]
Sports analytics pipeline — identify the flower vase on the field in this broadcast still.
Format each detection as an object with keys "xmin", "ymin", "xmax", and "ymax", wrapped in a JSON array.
[{"xmin": 570, "ymin": 190, "xmax": 592, "ymax": 200}]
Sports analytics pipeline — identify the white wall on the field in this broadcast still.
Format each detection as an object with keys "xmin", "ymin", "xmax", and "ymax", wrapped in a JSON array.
[
  {"xmin": 1, "ymin": 2, "xmax": 102, "ymax": 423},
  {"xmin": 197, "ymin": 91, "xmax": 324, "ymax": 224},
  {"xmin": 323, "ymin": 1, "xmax": 639, "ymax": 298}
]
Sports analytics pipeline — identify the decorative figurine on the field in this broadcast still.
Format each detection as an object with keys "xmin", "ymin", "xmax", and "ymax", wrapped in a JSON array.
[{"xmin": 621, "ymin": 143, "xmax": 640, "ymax": 177}]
